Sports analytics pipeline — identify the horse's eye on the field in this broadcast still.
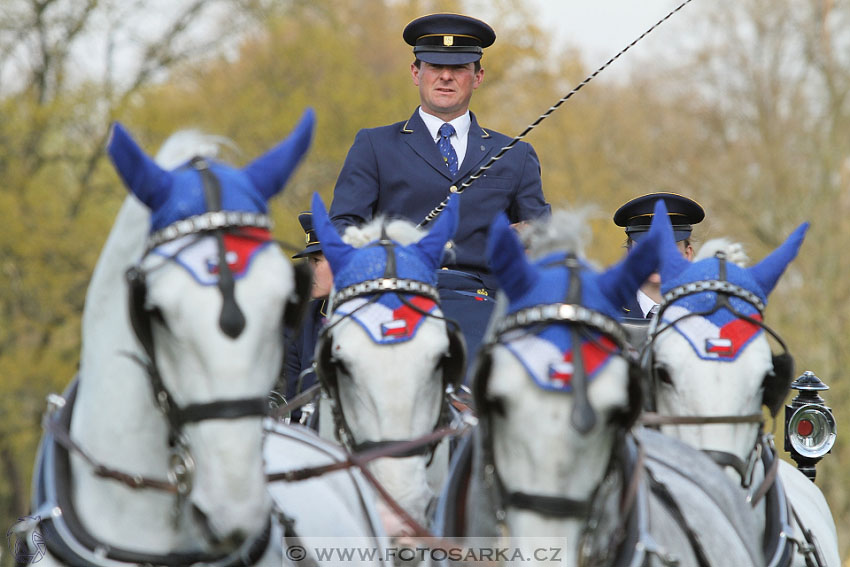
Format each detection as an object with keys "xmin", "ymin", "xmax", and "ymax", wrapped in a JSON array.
[
  {"xmin": 149, "ymin": 307, "xmax": 167, "ymax": 327},
  {"xmin": 486, "ymin": 396, "xmax": 506, "ymax": 416},
  {"xmin": 654, "ymin": 365, "xmax": 673, "ymax": 386}
]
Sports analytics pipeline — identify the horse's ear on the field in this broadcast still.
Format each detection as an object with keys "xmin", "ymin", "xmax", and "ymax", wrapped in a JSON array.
[
  {"xmin": 597, "ymin": 200, "xmax": 665, "ymax": 308},
  {"xmin": 310, "ymin": 192, "xmax": 354, "ymax": 277},
  {"xmin": 654, "ymin": 199, "xmax": 691, "ymax": 285},
  {"xmin": 243, "ymin": 108, "xmax": 315, "ymax": 201},
  {"xmin": 107, "ymin": 122, "xmax": 171, "ymax": 210},
  {"xmin": 748, "ymin": 222, "xmax": 809, "ymax": 298},
  {"xmin": 411, "ymin": 196, "xmax": 459, "ymax": 270},
  {"xmin": 487, "ymin": 213, "xmax": 538, "ymax": 302}
]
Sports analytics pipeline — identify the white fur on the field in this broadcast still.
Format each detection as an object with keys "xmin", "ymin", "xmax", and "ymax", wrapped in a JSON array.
[
  {"xmin": 487, "ymin": 346, "xmax": 629, "ymax": 543},
  {"xmin": 652, "ymin": 320, "xmax": 841, "ymax": 565},
  {"xmin": 342, "ymin": 216, "xmax": 425, "ymax": 248},
  {"xmin": 694, "ymin": 237, "xmax": 750, "ymax": 266},
  {"xmin": 520, "ymin": 207, "xmax": 595, "ymax": 261}
]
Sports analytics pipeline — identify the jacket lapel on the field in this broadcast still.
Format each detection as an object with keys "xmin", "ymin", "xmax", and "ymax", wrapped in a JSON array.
[
  {"xmin": 456, "ymin": 111, "xmax": 498, "ymax": 181},
  {"xmin": 401, "ymin": 110, "xmax": 454, "ymax": 180}
]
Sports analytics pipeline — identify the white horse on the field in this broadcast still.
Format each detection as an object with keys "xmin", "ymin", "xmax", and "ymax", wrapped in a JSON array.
[
  {"xmin": 303, "ymin": 193, "xmax": 465, "ymax": 534},
  {"xmin": 434, "ymin": 204, "xmax": 764, "ymax": 566},
  {"xmin": 644, "ymin": 209, "xmax": 841, "ymax": 566},
  {"xmin": 13, "ymin": 113, "xmax": 386, "ymax": 567}
]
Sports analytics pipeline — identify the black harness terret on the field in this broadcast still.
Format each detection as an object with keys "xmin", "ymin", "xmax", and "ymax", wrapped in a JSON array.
[{"xmin": 315, "ymin": 231, "xmax": 466, "ymax": 459}]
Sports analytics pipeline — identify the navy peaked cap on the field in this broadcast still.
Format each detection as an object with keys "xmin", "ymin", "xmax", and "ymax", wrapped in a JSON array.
[
  {"xmin": 292, "ymin": 211, "xmax": 323, "ymax": 259},
  {"xmin": 403, "ymin": 13, "xmax": 496, "ymax": 65},
  {"xmin": 614, "ymin": 192, "xmax": 705, "ymax": 242}
]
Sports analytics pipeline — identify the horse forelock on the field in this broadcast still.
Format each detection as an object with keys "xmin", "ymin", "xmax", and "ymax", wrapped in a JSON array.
[
  {"xmin": 694, "ymin": 237, "xmax": 750, "ymax": 266},
  {"xmin": 521, "ymin": 207, "xmax": 595, "ymax": 262},
  {"xmin": 342, "ymin": 215, "xmax": 426, "ymax": 247},
  {"xmin": 154, "ymin": 129, "xmax": 238, "ymax": 169}
]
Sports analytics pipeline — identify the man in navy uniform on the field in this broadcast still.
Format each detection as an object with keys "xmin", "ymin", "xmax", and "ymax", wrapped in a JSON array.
[
  {"xmin": 281, "ymin": 212, "xmax": 331, "ymax": 426},
  {"xmin": 329, "ymin": 13, "xmax": 550, "ymax": 378},
  {"xmin": 614, "ymin": 192, "xmax": 705, "ymax": 319}
]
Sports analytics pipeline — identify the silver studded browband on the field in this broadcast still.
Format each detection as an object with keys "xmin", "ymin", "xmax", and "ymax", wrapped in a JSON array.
[
  {"xmin": 332, "ymin": 278, "xmax": 440, "ymax": 308},
  {"xmin": 147, "ymin": 211, "xmax": 272, "ymax": 248},
  {"xmin": 494, "ymin": 303, "xmax": 628, "ymax": 349},
  {"xmin": 661, "ymin": 280, "xmax": 765, "ymax": 313}
]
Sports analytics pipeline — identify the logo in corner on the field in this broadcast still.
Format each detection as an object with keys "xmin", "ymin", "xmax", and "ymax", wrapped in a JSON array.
[{"xmin": 6, "ymin": 516, "xmax": 45, "ymax": 564}]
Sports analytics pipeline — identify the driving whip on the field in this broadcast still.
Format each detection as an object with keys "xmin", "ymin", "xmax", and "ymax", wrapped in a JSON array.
[{"xmin": 417, "ymin": 0, "xmax": 695, "ymax": 228}]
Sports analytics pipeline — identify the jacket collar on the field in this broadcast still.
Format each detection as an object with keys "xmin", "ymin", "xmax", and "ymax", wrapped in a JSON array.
[{"xmin": 401, "ymin": 109, "xmax": 496, "ymax": 181}]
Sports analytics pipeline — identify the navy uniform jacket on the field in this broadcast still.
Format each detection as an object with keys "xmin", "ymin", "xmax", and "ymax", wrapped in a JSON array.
[
  {"xmin": 329, "ymin": 109, "xmax": 550, "ymax": 290},
  {"xmin": 283, "ymin": 299, "xmax": 326, "ymax": 402},
  {"xmin": 622, "ymin": 294, "xmax": 644, "ymax": 320}
]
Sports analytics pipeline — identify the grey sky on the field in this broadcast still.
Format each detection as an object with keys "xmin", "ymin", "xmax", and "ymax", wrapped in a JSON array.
[{"xmin": 532, "ymin": 0, "xmax": 693, "ymax": 71}]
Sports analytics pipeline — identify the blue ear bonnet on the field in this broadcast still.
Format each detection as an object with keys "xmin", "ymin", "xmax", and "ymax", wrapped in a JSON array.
[
  {"xmin": 662, "ymin": 258, "xmax": 763, "ymax": 319},
  {"xmin": 506, "ymin": 252, "xmax": 623, "ymax": 321},
  {"xmin": 108, "ymin": 109, "xmax": 315, "ymax": 234},
  {"xmin": 332, "ymin": 244, "xmax": 438, "ymax": 290},
  {"xmin": 148, "ymin": 162, "xmax": 267, "ymax": 232}
]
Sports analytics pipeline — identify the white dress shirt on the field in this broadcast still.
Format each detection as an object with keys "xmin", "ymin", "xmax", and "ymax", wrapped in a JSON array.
[
  {"xmin": 636, "ymin": 289, "xmax": 660, "ymax": 318},
  {"xmin": 418, "ymin": 107, "xmax": 471, "ymax": 170}
]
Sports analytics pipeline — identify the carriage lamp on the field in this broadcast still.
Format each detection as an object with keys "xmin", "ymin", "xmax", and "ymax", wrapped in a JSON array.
[{"xmin": 784, "ymin": 371, "xmax": 837, "ymax": 482}]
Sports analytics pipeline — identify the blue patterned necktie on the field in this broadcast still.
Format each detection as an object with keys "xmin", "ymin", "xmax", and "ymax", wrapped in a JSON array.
[{"xmin": 437, "ymin": 123, "xmax": 458, "ymax": 176}]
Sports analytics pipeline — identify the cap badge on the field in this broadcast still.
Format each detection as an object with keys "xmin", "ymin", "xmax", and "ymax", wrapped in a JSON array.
[{"xmin": 443, "ymin": 35, "xmax": 453, "ymax": 46}]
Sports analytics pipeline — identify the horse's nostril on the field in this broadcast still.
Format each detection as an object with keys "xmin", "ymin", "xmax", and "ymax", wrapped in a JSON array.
[
  {"xmin": 191, "ymin": 504, "xmax": 219, "ymax": 544},
  {"xmin": 191, "ymin": 504, "xmax": 247, "ymax": 547}
]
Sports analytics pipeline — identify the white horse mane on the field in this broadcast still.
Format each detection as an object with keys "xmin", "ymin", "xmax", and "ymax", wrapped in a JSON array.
[
  {"xmin": 154, "ymin": 129, "xmax": 239, "ymax": 169},
  {"xmin": 342, "ymin": 215, "xmax": 429, "ymax": 247},
  {"xmin": 694, "ymin": 237, "xmax": 750, "ymax": 266},
  {"xmin": 520, "ymin": 207, "xmax": 594, "ymax": 261}
]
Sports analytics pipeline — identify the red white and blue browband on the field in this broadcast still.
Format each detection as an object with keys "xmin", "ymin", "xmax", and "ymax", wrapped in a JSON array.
[
  {"xmin": 660, "ymin": 304, "xmax": 764, "ymax": 361},
  {"xmin": 151, "ymin": 227, "xmax": 273, "ymax": 286},
  {"xmin": 332, "ymin": 294, "xmax": 441, "ymax": 345},
  {"xmin": 502, "ymin": 330, "xmax": 619, "ymax": 392},
  {"xmin": 494, "ymin": 303, "xmax": 625, "ymax": 393}
]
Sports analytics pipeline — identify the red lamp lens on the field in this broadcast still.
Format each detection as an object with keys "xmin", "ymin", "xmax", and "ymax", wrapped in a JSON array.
[{"xmin": 796, "ymin": 419, "xmax": 814, "ymax": 437}]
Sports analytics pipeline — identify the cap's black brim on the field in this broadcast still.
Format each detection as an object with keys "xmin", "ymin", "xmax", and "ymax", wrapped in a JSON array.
[
  {"xmin": 416, "ymin": 51, "xmax": 481, "ymax": 65},
  {"xmin": 292, "ymin": 244, "xmax": 323, "ymax": 259},
  {"xmin": 629, "ymin": 229, "xmax": 692, "ymax": 243}
]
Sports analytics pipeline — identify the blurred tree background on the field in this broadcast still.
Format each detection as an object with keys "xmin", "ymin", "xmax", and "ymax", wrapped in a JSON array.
[{"xmin": 1, "ymin": 0, "xmax": 849, "ymax": 563}]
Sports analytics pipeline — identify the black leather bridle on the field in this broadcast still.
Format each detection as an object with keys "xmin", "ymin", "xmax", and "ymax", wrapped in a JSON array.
[
  {"xmin": 472, "ymin": 254, "xmax": 640, "ymax": 524},
  {"xmin": 315, "ymin": 230, "xmax": 466, "ymax": 459},
  {"xmin": 639, "ymin": 251, "xmax": 796, "ymax": 490},
  {"xmin": 124, "ymin": 157, "xmax": 303, "ymax": 502}
]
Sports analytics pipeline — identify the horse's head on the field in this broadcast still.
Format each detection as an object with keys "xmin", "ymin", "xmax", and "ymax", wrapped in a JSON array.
[
  {"xmin": 311, "ymin": 193, "xmax": 463, "ymax": 528},
  {"xmin": 106, "ymin": 111, "xmax": 313, "ymax": 546},
  {"xmin": 647, "ymin": 203, "xmax": 808, "ymax": 462},
  {"xmin": 473, "ymin": 207, "xmax": 661, "ymax": 536}
]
